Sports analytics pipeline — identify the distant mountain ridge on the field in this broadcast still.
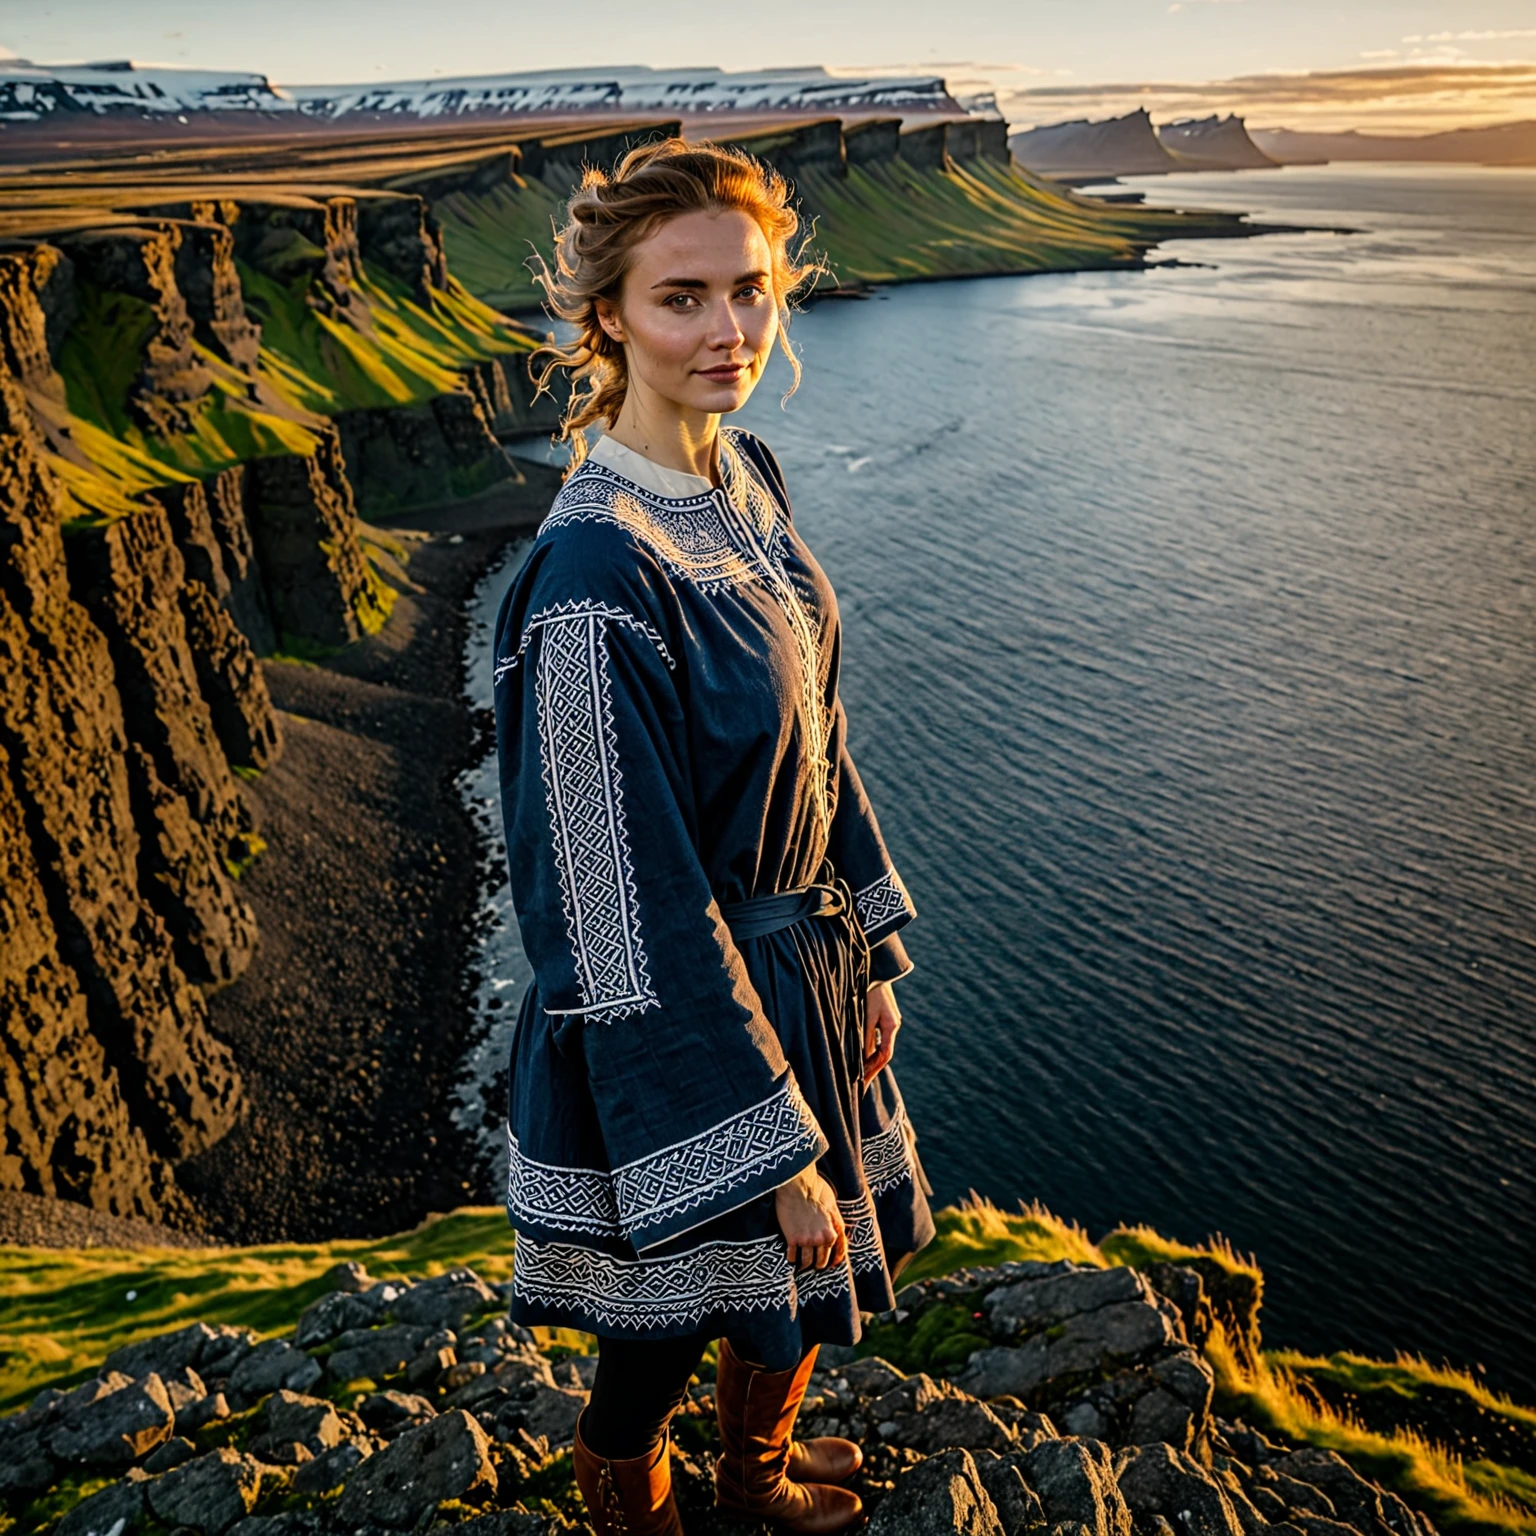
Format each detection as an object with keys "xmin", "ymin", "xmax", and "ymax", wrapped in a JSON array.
[
  {"xmin": 1009, "ymin": 107, "xmax": 1179, "ymax": 180},
  {"xmin": 1158, "ymin": 114, "xmax": 1278, "ymax": 170},
  {"xmin": 1009, "ymin": 108, "xmax": 1277, "ymax": 180},
  {"xmin": 1254, "ymin": 120, "xmax": 1536, "ymax": 166},
  {"xmin": 0, "ymin": 57, "xmax": 960, "ymax": 125}
]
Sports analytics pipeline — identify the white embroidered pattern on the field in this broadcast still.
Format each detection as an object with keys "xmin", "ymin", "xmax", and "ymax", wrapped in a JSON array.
[
  {"xmin": 862, "ymin": 1105, "xmax": 915, "ymax": 1197},
  {"xmin": 618, "ymin": 1077, "xmax": 825, "ymax": 1239},
  {"xmin": 539, "ymin": 432, "xmax": 834, "ymax": 833},
  {"xmin": 506, "ymin": 1128, "xmax": 621, "ymax": 1236},
  {"xmin": 536, "ymin": 610, "xmax": 657, "ymax": 1023},
  {"xmin": 854, "ymin": 868, "xmax": 911, "ymax": 938},
  {"xmin": 839, "ymin": 1192, "xmax": 887, "ymax": 1275},
  {"xmin": 513, "ymin": 1234, "xmax": 793, "ymax": 1330},
  {"xmin": 792, "ymin": 1255, "xmax": 854, "ymax": 1307},
  {"xmin": 543, "ymin": 472, "xmax": 756, "ymax": 591},
  {"xmin": 496, "ymin": 601, "xmax": 674, "ymax": 685}
]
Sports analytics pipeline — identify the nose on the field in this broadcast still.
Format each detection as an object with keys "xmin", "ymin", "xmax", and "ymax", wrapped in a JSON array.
[{"xmin": 706, "ymin": 297, "xmax": 745, "ymax": 351}]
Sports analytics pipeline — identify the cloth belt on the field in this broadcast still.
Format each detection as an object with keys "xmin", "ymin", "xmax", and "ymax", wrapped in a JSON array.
[{"xmin": 720, "ymin": 882, "xmax": 847, "ymax": 943}]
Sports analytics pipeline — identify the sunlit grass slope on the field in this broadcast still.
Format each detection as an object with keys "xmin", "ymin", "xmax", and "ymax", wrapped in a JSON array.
[
  {"xmin": 4, "ymin": 1198, "xmax": 1530, "ymax": 1535},
  {"xmin": 49, "ymin": 266, "xmax": 534, "ymax": 528},
  {"xmin": 428, "ymin": 156, "xmax": 1251, "ymax": 312},
  {"xmin": 432, "ymin": 175, "xmax": 566, "ymax": 313}
]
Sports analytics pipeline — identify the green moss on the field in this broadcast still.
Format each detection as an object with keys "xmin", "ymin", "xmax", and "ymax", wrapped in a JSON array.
[
  {"xmin": 858, "ymin": 1299, "xmax": 991, "ymax": 1376},
  {"xmin": 4, "ymin": 1471, "xmax": 116, "ymax": 1535}
]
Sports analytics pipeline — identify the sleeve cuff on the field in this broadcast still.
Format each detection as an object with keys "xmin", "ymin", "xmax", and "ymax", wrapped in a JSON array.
[{"xmin": 868, "ymin": 933, "xmax": 914, "ymax": 985}]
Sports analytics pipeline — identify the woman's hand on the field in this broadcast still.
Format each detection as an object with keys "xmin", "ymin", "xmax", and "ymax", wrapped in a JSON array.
[
  {"xmin": 863, "ymin": 980, "xmax": 902, "ymax": 1085},
  {"xmin": 774, "ymin": 1168, "xmax": 847, "ymax": 1270}
]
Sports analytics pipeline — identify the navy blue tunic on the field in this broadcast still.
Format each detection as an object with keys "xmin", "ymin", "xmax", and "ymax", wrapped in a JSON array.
[{"xmin": 492, "ymin": 425, "xmax": 934, "ymax": 1360}]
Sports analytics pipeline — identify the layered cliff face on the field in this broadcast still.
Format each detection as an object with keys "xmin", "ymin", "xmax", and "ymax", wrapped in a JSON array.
[{"xmin": 0, "ymin": 180, "xmax": 546, "ymax": 1220}]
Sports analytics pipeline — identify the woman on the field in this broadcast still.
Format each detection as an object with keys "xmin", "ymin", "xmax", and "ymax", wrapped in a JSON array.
[{"xmin": 492, "ymin": 138, "xmax": 934, "ymax": 1535}]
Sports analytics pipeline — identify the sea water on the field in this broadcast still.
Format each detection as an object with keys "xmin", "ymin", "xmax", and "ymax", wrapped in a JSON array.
[{"xmin": 458, "ymin": 165, "xmax": 1536, "ymax": 1392}]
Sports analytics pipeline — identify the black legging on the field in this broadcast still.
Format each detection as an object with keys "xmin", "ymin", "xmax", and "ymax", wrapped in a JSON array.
[{"xmin": 581, "ymin": 1332, "xmax": 811, "ymax": 1460}]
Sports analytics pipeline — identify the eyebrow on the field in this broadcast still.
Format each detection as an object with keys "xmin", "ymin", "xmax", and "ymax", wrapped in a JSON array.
[{"xmin": 650, "ymin": 270, "xmax": 769, "ymax": 290}]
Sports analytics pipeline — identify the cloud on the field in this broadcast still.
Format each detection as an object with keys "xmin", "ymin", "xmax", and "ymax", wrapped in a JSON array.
[
  {"xmin": 1000, "ymin": 60, "xmax": 1536, "ymax": 132},
  {"xmin": 1404, "ymin": 29, "xmax": 1536, "ymax": 42}
]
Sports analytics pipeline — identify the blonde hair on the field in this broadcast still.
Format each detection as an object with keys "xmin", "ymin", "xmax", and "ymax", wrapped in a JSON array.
[{"xmin": 529, "ymin": 137, "xmax": 820, "ymax": 467}]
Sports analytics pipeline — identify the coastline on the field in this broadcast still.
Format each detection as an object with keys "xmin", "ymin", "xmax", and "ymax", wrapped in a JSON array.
[{"xmin": 180, "ymin": 487, "xmax": 551, "ymax": 1243}]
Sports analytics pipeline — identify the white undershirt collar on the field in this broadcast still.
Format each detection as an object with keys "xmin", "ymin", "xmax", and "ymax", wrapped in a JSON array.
[{"xmin": 588, "ymin": 434, "xmax": 717, "ymax": 500}]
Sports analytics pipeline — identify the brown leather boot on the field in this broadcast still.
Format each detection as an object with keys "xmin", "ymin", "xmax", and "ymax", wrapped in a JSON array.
[
  {"xmin": 714, "ymin": 1339, "xmax": 863, "ymax": 1533},
  {"xmin": 573, "ymin": 1411, "xmax": 685, "ymax": 1536}
]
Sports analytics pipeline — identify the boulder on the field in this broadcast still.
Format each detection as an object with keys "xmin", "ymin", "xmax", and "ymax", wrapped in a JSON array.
[
  {"xmin": 1020, "ymin": 1438, "xmax": 1133, "ymax": 1536},
  {"xmin": 48, "ymin": 1372, "xmax": 174, "ymax": 1468},
  {"xmin": 248, "ymin": 1390, "xmax": 348, "ymax": 1459},
  {"xmin": 390, "ymin": 1268, "xmax": 500, "ymax": 1330},
  {"xmin": 291, "ymin": 1439, "xmax": 374, "ymax": 1495},
  {"xmin": 508, "ymin": 1383, "xmax": 587, "ymax": 1446},
  {"xmin": 867, "ymin": 1447, "xmax": 1007, "ymax": 1535},
  {"xmin": 0, "ymin": 1416, "xmax": 56, "ymax": 1495},
  {"xmin": 294, "ymin": 1285, "xmax": 390, "ymax": 1349},
  {"xmin": 105, "ymin": 1323, "xmax": 220, "ymax": 1381},
  {"xmin": 973, "ymin": 1449, "xmax": 1048, "ymax": 1534},
  {"xmin": 335, "ymin": 1408, "xmax": 497, "ymax": 1528},
  {"xmin": 1275, "ymin": 1449, "xmax": 1410, "ymax": 1536},
  {"xmin": 872, "ymin": 1374, "xmax": 1016, "ymax": 1454},
  {"xmin": 56, "ymin": 1469, "xmax": 153, "ymax": 1536},
  {"xmin": 840, "ymin": 1357, "xmax": 908, "ymax": 1397},
  {"xmin": 326, "ymin": 1322, "xmax": 432, "ymax": 1382},
  {"xmin": 147, "ymin": 1447, "xmax": 267, "ymax": 1535},
  {"xmin": 158, "ymin": 1365, "xmax": 207, "ymax": 1415},
  {"xmin": 986, "ymin": 1266, "xmax": 1147, "ymax": 1335},
  {"xmin": 143, "ymin": 1435, "xmax": 199, "ymax": 1473},
  {"xmin": 1115, "ymin": 1443, "xmax": 1245, "ymax": 1536},
  {"xmin": 359, "ymin": 1388, "xmax": 437, "ymax": 1437},
  {"xmin": 177, "ymin": 1390, "xmax": 231, "ymax": 1436},
  {"xmin": 225, "ymin": 1340, "xmax": 321, "ymax": 1407}
]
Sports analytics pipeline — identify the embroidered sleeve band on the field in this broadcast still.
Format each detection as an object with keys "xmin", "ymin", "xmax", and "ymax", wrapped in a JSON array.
[
  {"xmin": 535, "ymin": 609, "xmax": 658, "ymax": 1024},
  {"xmin": 854, "ymin": 867, "xmax": 916, "ymax": 942}
]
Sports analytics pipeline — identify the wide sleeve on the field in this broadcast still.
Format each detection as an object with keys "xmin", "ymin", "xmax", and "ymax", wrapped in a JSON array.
[
  {"xmin": 827, "ymin": 697, "xmax": 918, "ymax": 984},
  {"xmin": 494, "ymin": 534, "xmax": 827, "ymax": 1252}
]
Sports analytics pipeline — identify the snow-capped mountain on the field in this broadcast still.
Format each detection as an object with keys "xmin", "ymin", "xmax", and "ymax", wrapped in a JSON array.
[{"xmin": 1, "ymin": 58, "xmax": 958, "ymax": 124}]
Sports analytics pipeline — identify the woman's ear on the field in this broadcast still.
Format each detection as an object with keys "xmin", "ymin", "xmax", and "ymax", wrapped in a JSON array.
[{"xmin": 595, "ymin": 297, "xmax": 626, "ymax": 346}]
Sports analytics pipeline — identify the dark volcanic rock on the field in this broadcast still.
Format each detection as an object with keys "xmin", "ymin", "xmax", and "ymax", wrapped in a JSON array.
[
  {"xmin": 867, "ymin": 1446, "xmax": 1007, "ymax": 1535},
  {"xmin": 335, "ymin": 1408, "xmax": 497, "ymax": 1527},
  {"xmin": 973, "ymin": 1449, "xmax": 1048, "ymax": 1533},
  {"xmin": 328, "ymin": 1323, "xmax": 433, "ymax": 1383},
  {"xmin": 47, "ymin": 1372, "xmax": 174, "ymax": 1467},
  {"xmin": 391, "ymin": 1266, "xmax": 499, "ymax": 1329},
  {"xmin": 247, "ymin": 1389, "xmax": 348, "ymax": 1459},
  {"xmin": 56, "ymin": 1469, "xmax": 153, "ymax": 1536},
  {"xmin": 872, "ymin": 1374, "xmax": 1016, "ymax": 1453},
  {"xmin": 180, "ymin": 578, "xmax": 283, "ymax": 770},
  {"xmin": 0, "ymin": 360, "xmax": 238, "ymax": 1189},
  {"xmin": 55, "ymin": 225, "xmax": 213, "ymax": 435},
  {"xmin": 148, "ymin": 1446, "xmax": 268, "ymax": 1535},
  {"xmin": 356, "ymin": 193, "xmax": 449, "ymax": 301},
  {"xmin": 65, "ymin": 499, "xmax": 256, "ymax": 979},
  {"xmin": 358, "ymin": 1388, "xmax": 437, "ymax": 1437},
  {"xmin": 1021, "ymin": 1437, "xmax": 1133, "ymax": 1536},
  {"xmin": 169, "ymin": 217, "xmax": 262, "ymax": 373},
  {"xmin": 225, "ymin": 1339, "xmax": 321, "ymax": 1407},
  {"xmin": 244, "ymin": 427, "xmax": 387, "ymax": 649},
  {"xmin": 1115, "ymin": 1443, "xmax": 1245, "ymax": 1536}
]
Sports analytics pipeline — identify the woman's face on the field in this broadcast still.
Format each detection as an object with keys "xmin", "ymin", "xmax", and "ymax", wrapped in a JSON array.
[{"xmin": 598, "ymin": 207, "xmax": 779, "ymax": 419}]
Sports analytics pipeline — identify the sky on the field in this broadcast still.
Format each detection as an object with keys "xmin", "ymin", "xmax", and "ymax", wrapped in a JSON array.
[{"xmin": 3, "ymin": 0, "xmax": 1535, "ymax": 132}]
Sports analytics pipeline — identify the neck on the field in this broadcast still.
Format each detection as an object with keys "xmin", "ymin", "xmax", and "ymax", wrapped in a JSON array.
[{"xmin": 604, "ymin": 386, "xmax": 720, "ymax": 483}]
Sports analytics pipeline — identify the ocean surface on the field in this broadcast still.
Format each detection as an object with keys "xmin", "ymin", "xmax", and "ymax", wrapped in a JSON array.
[{"xmin": 458, "ymin": 165, "xmax": 1536, "ymax": 1392}]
